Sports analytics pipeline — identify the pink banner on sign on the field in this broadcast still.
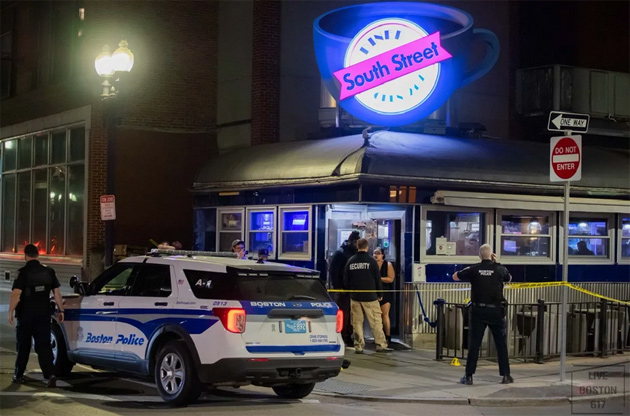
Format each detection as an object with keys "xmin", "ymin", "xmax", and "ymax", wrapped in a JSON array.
[{"xmin": 334, "ymin": 31, "xmax": 452, "ymax": 100}]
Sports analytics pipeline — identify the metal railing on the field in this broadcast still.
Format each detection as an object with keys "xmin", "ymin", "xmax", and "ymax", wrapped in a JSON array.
[
  {"xmin": 434, "ymin": 299, "xmax": 630, "ymax": 362},
  {"xmin": 407, "ymin": 282, "xmax": 630, "ymax": 334}
]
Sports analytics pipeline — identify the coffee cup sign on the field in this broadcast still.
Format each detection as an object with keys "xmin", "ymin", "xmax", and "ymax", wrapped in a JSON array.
[
  {"xmin": 550, "ymin": 135, "xmax": 582, "ymax": 182},
  {"xmin": 314, "ymin": 2, "xmax": 500, "ymax": 127}
]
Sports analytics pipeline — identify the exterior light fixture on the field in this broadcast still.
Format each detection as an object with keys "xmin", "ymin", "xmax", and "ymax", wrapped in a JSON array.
[
  {"xmin": 112, "ymin": 40, "xmax": 134, "ymax": 72},
  {"xmin": 94, "ymin": 40, "xmax": 134, "ymax": 99},
  {"xmin": 94, "ymin": 45, "xmax": 114, "ymax": 77}
]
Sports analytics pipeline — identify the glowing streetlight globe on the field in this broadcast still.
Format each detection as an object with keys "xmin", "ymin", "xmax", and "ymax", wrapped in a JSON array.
[
  {"xmin": 94, "ymin": 45, "xmax": 114, "ymax": 77},
  {"xmin": 112, "ymin": 40, "xmax": 134, "ymax": 72}
]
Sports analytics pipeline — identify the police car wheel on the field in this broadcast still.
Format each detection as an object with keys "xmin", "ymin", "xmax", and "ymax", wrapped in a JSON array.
[
  {"xmin": 155, "ymin": 341, "xmax": 201, "ymax": 405},
  {"xmin": 272, "ymin": 382, "xmax": 315, "ymax": 399},
  {"xmin": 51, "ymin": 324, "xmax": 74, "ymax": 377}
]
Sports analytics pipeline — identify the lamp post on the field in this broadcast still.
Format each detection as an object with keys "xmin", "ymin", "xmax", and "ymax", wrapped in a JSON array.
[{"xmin": 95, "ymin": 40, "xmax": 134, "ymax": 267}]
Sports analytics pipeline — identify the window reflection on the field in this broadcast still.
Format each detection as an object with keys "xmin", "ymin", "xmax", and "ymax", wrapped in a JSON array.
[
  {"xmin": 49, "ymin": 166, "xmax": 66, "ymax": 254},
  {"xmin": 500, "ymin": 214, "xmax": 551, "ymax": 257},
  {"xmin": 67, "ymin": 165, "xmax": 84, "ymax": 255},
  {"xmin": 426, "ymin": 211, "xmax": 483, "ymax": 256},
  {"xmin": 16, "ymin": 172, "xmax": 31, "ymax": 254},
  {"xmin": 33, "ymin": 169, "xmax": 48, "ymax": 253},
  {"xmin": 1, "ymin": 174, "xmax": 16, "ymax": 252}
]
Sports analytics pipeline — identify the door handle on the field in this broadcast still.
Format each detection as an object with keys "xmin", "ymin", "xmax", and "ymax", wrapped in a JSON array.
[
  {"xmin": 103, "ymin": 302, "xmax": 115, "ymax": 306},
  {"xmin": 154, "ymin": 302, "xmax": 168, "ymax": 306}
]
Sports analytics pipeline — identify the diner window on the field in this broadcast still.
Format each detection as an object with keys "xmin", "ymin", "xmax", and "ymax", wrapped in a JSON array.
[
  {"xmin": 0, "ymin": 125, "xmax": 85, "ymax": 256},
  {"xmin": 279, "ymin": 207, "xmax": 311, "ymax": 260},
  {"xmin": 497, "ymin": 212, "xmax": 553, "ymax": 261},
  {"xmin": 423, "ymin": 208, "xmax": 489, "ymax": 260},
  {"xmin": 618, "ymin": 217, "xmax": 630, "ymax": 263},
  {"xmin": 247, "ymin": 208, "xmax": 275, "ymax": 258},
  {"xmin": 193, "ymin": 209, "xmax": 216, "ymax": 251},
  {"xmin": 217, "ymin": 209, "xmax": 243, "ymax": 252},
  {"xmin": 566, "ymin": 215, "xmax": 612, "ymax": 260}
]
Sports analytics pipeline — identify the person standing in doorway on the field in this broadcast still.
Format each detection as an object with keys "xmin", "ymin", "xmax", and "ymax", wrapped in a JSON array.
[
  {"xmin": 329, "ymin": 230, "xmax": 360, "ymax": 347},
  {"xmin": 344, "ymin": 238, "xmax": 392, "ymax": 354},
  {"xmin": 452, "ymin": 244, "xmax": 513, "ymax": 385},
  {"xmin": 8, "ymin": 244, "xmax": 65, "ymax": 387},
  {"xmin": 374, "ymin": 247, "xmax": 395, "ymax": 347}
]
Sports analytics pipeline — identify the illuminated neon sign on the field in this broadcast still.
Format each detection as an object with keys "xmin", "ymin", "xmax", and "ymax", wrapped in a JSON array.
[{"xmin": 314, "ymin": 2, "xmax": 500, "ymax": 126}]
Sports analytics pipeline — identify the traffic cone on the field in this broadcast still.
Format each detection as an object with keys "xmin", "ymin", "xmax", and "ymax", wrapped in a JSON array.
[{"xmin": 450, "ymin": 357, "xmax": 461, "ymax": 366}]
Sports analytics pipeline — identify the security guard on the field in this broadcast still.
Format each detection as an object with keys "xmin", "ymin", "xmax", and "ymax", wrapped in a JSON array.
[
  {"xmin": 343, "ymin": 238, "xmax": 392, "ymax": 354},
  {"xmin": 8, "ymin": 244, "xmax": 65, "ymax": 387},
  {"xmin": 453, "ymin": 243, "xmax": 513, "ymax": 385}
]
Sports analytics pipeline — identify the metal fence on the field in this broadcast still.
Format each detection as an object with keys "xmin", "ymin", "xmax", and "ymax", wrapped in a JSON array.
[
  {"xmin": 407, "ymin": 282, "xmax": 630, "ymax": 334},
  {"xmin": 434, "ymin": 299, "xmax": 630, "ymax": 362}
]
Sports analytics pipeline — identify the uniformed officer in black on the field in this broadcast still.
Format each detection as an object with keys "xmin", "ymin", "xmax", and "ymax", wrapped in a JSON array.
[
  {"xmin": 8, "ymin": 244, "xmax": 65, "ymax": 387},
  {"xmin": 453, "ymin": 244, "xmax": 513, "ymax": 385}
]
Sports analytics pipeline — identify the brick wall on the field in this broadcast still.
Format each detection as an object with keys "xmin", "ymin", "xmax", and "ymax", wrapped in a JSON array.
[
  {"xmin": 251, "ymin": 0, "xmax": 281, "ymax": 146},
  {"xmin": 1, "ymin": 1, "xmax": 219, "ymax": 276}
]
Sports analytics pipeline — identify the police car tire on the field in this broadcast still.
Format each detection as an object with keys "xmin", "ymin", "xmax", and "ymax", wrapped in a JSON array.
[
  {"xmin": 272, "ymin": 382, "xmax": 316, "ymax": 399},
  {"xmin": 51, "ymin": 324, "xmax": 74, "ymax": 376},
  {"xmin": 154, "ymin": 341, "xmax": 202, "ymax": 405}
]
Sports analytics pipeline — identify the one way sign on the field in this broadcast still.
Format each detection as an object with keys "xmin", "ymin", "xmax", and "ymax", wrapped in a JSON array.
[{"xmin": 547, "ymin": 111, "xmax": 590, "ymax": 133}]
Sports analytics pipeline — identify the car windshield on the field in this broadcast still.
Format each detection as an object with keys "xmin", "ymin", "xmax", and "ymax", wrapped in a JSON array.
[{"xmin": 183, "ymin": 270, "xmax": 331, "ymax": 302}]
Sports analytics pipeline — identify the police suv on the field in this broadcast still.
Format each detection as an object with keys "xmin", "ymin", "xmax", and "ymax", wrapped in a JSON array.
[{"xmin": 52, "ymin": 250, "xmax": 346, "ymax": 405}]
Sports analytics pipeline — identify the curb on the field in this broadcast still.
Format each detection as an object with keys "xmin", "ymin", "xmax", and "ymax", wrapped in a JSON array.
[
  {"xmin": 313, "ymin": 390, "xmax": 630, "ymax": 406},
  {"xmin": 313, "ymin": 391, "xmax": 470, "ymax": 405}
]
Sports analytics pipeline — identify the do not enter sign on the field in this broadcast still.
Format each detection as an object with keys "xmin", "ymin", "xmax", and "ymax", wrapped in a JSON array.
[{"xmin": 550, "ymin": 135, "xmax": 582, "ymax": 182}]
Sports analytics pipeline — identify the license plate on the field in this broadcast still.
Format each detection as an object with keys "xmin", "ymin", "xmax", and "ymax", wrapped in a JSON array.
[{"xmin": 284, "ymin": 319, "xmax": 307, "ymax": 334}]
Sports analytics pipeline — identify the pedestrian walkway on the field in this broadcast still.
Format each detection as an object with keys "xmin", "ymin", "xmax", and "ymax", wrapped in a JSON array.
[{"xmin": 314, "ymin": 340, "xmax": 630, "ymax": 406}]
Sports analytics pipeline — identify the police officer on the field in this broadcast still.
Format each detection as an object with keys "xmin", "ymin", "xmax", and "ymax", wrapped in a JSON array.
[
  {"xmin": 8, "ymin": 244, "xmax": 65, "ymax": 387},
  {"xmin": 343, "ymin": 238, "xmax": 392, "ymax": 354},
  {"xmin": 452, "ymin": 244, "xmax": 513, "ymax": 385}
]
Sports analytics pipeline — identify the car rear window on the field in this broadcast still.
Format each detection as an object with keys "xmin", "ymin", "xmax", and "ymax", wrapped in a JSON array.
[{"xmin": 183, "ymin": 270, "xmax": 331, "ymax": 302}]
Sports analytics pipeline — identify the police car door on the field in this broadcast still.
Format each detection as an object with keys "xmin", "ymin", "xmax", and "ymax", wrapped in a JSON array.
[
  {"xmin": 116, "ymin": 261, "xmax": 175, "ymax": 367},
  {"xmin": 77, "ymin": 262, "xmax": 138, "ymax": 356}
]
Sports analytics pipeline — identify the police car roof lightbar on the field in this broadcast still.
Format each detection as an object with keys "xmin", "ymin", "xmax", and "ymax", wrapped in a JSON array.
[{"xmin": 148, "ymin": 249, "xmax": 238, "ymax": 258}]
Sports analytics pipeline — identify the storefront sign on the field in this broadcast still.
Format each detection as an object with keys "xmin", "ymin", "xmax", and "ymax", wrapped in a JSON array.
[{"xmin": 314, "ymin": 2, "xmax": 500, "ymax": 126}]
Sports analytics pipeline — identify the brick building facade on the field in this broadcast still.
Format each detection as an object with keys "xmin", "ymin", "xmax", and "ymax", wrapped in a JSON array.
[{"xmin": 1, "ymin": 1, "xmax": 218, "ymax": 279}]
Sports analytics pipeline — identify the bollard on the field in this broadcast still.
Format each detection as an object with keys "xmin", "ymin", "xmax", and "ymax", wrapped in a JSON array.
[
  {"xmin": 536, "ymin": 299, "xmax": 545, "ymax": 364},
  {"xmin": 599, "ymin": 298, "xmax": 608, "ymax": 358},
  {"xmin": 434, "ymin": 299, "xmax": 446, "ymax": 361}
]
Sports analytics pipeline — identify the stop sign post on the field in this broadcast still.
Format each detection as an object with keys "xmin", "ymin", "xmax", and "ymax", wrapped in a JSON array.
[{"xmin": 550, "ymin": 135, "xmax": 582, "ymax": 182}]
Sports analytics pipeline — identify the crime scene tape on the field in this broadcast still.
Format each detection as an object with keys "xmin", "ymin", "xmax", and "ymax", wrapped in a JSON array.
[{"xmin": 328, "ymin": 281, "xmax": 630, "ymax": 306}]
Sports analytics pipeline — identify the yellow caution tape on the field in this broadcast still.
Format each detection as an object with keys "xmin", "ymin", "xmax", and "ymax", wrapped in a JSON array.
[{"xmin": 328, "ymin": 281, "xmax": 630, "ymax": 306}]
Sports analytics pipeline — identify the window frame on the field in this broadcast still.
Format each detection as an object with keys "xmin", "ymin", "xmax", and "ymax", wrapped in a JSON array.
[
  {"xmin": 0, "ymin": 124, "xmax": 86, "ymax": 257},
  {"xmin": 495, "ymin": 210, "xmax": 556, "ymax": 265},
  {"xmin": 216, "ymin": 207, "xmax": 244, "ymax": 252},
  {"xmin": 129, "ymin": 263, "xmax": 174, "ymax": 298},
  {"xmin": 559, "ymin": 212, "xmax": 614, "ymax": 265},
  {"xmin": 617, "ymin": 215, "xmax": 630, "ymax": 265},
  {"xmin": 246, "ymin": 207, "xmax": 277, "ymax": 259},
  {"xmin": 420, "ymin": 205, "xmax": 493, "ymax": 264},
  {"xmin": 278, "ymin": 205, "xmax": 312, "ymax": 261}
]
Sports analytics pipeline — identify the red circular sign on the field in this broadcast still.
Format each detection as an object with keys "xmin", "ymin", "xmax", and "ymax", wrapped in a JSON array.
[{"xmin": 552, "ymin": 137, "xmax": 581, "ymax": 179}]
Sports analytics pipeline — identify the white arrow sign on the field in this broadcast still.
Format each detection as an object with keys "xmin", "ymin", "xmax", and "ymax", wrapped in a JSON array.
[{"xmin": 547, "ymin": 111, "xmax": 590, "ymax": 133}]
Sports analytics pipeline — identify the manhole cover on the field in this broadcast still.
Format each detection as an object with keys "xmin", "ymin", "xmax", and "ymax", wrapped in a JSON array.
[{"xmin": 315, "ymin": 379, "xmax": 374, "ymax": 394}]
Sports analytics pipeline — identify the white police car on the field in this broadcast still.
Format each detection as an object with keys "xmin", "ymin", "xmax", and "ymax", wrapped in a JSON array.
[{"xmin": 51, "ymin": 250, "xmax": 346, "ymax": 405}]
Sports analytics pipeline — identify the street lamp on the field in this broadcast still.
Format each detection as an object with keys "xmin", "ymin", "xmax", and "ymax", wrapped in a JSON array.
[
  {"xmin": 95, "ymin": 39, "xmax": 134, "ymax": 266},
  {"xmin": 95, "ymin": 40, "xmax": 135, "ymax": 98}
]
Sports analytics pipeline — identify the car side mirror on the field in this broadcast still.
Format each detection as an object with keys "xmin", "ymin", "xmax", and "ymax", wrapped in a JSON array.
[
  {"xmin": 70, "ymin": 275, "xmax": 89, "ymax": 296},
  {"xmin": 69, "ymin": 275, "xmax": 80, "ymax": 288}
]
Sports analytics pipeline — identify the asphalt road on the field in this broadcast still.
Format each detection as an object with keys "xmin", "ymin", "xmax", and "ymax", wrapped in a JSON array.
[{"xmin": 0, "ymin": 288, "xmax": 627, "ymax": 416}]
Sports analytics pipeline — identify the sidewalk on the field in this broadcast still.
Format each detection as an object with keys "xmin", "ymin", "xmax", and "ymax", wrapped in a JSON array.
[{"xmin": 314, "ymin": 341, "xmax": 630, "ymax": 406}]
